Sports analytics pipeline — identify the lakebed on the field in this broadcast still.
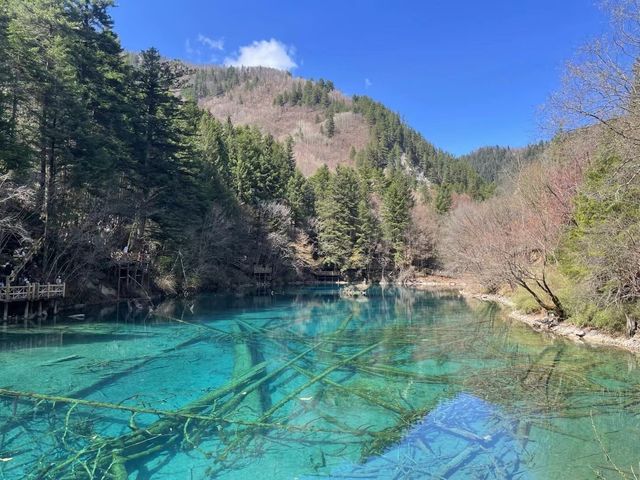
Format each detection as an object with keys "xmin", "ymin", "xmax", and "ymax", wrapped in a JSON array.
[{"xmin": 0, "ymin": 286, "xmax": 638, "ymax": 479}]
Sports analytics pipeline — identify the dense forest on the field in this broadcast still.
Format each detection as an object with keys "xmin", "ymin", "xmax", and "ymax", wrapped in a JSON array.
[
  {"xmin": 459, "ymin": 142, "xmax": 546, "ymax": 183},
  {"xmin": 0, "ymin": 0, "xmax": 482, "ymax": 302},
  {"xmin": 188, "ymin": 67, "xmax": 492, "ymax": 198},
  {"xmin": 2, "ymin": 0, "xmax": 639, "ymax": 337}
]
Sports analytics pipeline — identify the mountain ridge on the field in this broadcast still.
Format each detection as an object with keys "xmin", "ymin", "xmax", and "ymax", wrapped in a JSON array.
[
  {"xmin": 182, "ymin": 64, "xmax": 488, "ymax": 197},
  {"xmin": 185, "ymin": 65, "xmax": 365, "ymax": 175}
]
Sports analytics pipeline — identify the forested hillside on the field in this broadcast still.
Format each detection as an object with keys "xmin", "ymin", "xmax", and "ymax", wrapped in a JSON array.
[
  {"xmin": 439, "ymin": 0, "xmax": 640, "ymax": 333},
  {"xmin": 459, "ymin": 142, "xmax": 546, "ymax": 182},
  {"xmin": 185, "ymin": 65, "xmax": 490, "ymax": 198},
  {"xmin": 186, "ymin": 67, "xmax": 367, "ymax": 175},
  {"xmin": 0, "ymin": 0, "xmax": 492, "ymax": 301},
  {"xmin": 1, "ymin": 0, "xmax": 638, "ymax": 340}
]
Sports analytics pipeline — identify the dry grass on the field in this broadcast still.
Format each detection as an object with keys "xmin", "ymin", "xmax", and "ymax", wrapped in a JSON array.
[{"xmin": 199, "ymin": 71, "xmax": 370, "ymax": 176}]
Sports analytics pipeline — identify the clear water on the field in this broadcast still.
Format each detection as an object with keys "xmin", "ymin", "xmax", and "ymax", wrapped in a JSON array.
[{"xmin": 0, "ymin": 286, "xmax": 639, "ymax": 479}]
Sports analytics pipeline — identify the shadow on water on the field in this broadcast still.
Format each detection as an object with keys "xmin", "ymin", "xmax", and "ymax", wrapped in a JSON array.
[{"xmin": 0, "ymin": 331, "xmax": 158, "ymax": 351}]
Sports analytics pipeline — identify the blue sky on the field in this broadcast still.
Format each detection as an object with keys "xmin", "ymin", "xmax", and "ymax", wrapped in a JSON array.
[{"xmin": 111, "ymin": 1, "xmax": 607, "ymax": 155}]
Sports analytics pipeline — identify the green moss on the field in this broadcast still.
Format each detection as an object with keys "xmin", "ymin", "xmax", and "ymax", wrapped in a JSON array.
[
  {"xmin": 566, "ymin": 301, "xmax": 627, "ymax": 332},
  {"xmin": 568, "ymin": 303, "xmax": 599, "ymax": 327},
  {"xmin": 591, "ymin": 308, "xmax": 627, "ymax": 331},
  {"xmin": 508, "ymin": 268, "xmax": 572, "ymax": 315},
  {"xmin": 511, "ymin": 288, "xmax": 542, "ymax": 314}
]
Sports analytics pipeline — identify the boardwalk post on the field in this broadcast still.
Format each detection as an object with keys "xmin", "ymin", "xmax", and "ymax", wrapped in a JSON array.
[
  {"xmin": 0, "ymin": 282, "xmax": 65, "ymax": 325},
  {"xmin": 2, "ymin": 281, "xmax": 7, "ymax": 323}
]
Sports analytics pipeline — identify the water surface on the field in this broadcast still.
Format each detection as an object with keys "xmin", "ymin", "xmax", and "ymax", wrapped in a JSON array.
[{"xmin": 0, "ymin": 286, "xmax": 639, "ymax": 479}]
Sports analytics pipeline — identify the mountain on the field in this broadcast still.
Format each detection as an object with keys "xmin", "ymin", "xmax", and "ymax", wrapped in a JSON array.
[
  {"xmin": 183, "ymin": 65, "xmax": 489, "ymax": 197},
  {"xmin": 183, "ymin": 66, "xmax": 366, "ymax": 176},
  {"xmin": 459, "ymin": 142, "xmax": 547, "ymax": 183}
]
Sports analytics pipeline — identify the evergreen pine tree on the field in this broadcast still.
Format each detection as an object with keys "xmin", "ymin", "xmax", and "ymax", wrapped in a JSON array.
[
  {"xmin": 309, "ymin": 164, "xmax": 331, "ymax": 202},
  {"xmin": 285, "ymin": 170, "xmax": 314, "ymax": 224},
  {"xmin": 352, "ymin": 184, "xmax": 378, "ymax": 273},
  {"xmin": 317, "ymin": 166, "xmax": 359, "ymax": 270},
  {"xmin": 325, "ymin": 113, "xmax": 336, "ymax": 138},
  {"xmin": 382, "ymin": 173, "xmax": 414, "ymax": 264},
  {"xmin": 285, "ymin": 136, "xmax": 295, "ymax": 172},
  {"xmin": 129, "ymin": 47, "xmax": 194, "ymax": 242},
  {"xmin": 302, "ymin": 80, "xmax": 313, "ymax": 105},
  {"xmin": 434, "ymin": 184, "xmax": 453, "ymax": 214}
]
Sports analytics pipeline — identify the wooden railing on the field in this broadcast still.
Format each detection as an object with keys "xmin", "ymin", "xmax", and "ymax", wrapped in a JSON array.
[
  {"xmin": 0, "ymin": 283, "xmax": 65, "ymax": 302},
  {"xmin": 253, "ymin": 266, "xmax": 273, "ymax": 274},
  {"xmin": 313, "ymin": 270, "xmax": 341, "ymax": 277},
  {"xmin": 110, "ymin": 251, "xmax": 151, "ymax": 264}
]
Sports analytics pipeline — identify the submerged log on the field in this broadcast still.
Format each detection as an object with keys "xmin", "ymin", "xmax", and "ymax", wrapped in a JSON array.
[
  {"xmin": 40, "ymin": 354, "xmax": 83, "ymax": 366},
  {"xmin": 229, "ymin": 322, "xmax": 265, "ymax": 420},
  {"xmin": 34, "ymin": 362, "xmax": 267, "ymax": 479},
  {"xmin": 290, "ymin": 364, "xmax": 406, "ymax": 415},
  {"xmin": 433, "ymin": 419, "xmax": 496, "ymax": 446},
  {"xmin": 207, "ymin": 340, "xmax": 384, "ymax": 477},
  {"xmin": 259, "ymin": 342, "xmax": 382, "ymax": 422},
  {"xmin": 436, "ymin": 444, "xmax": 483, "ymax": 478},
  {"xmin": 0, "ymin": 332, "xmax": 209, "ymax": 436},
  {"xmin": 35, "ymin": 338, "xmax": 327, "ymax": 479}
]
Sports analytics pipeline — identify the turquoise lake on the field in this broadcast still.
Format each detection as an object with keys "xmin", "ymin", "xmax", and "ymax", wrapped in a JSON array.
[{"xmin": 0, "ymin": 286, "xmax": 639, "ymax": 479}]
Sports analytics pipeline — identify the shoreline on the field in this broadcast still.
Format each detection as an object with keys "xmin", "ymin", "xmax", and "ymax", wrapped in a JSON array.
[
  {"xmin": 410, "ymin": 275, "xmax": 640, "ymax": 355},
  {"xmin": 6, "ymin": 279, "xmax": 640, "ymax": 355}
]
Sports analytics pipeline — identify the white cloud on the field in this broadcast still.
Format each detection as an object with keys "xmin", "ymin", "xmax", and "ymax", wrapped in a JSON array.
[
  {"xmin": 185, "ymin": 38, "xmax": 195, "ymax": 56},
  {"xmin": 224, "ymin": 39, "xmax": 297, "ymax": 71},
  {"xmin": 185, "ymin": 34, "xmax": 224, "ymax": 63},
  {"xmin": 198, "ymin": 34, "xmax": 224, "ymax": 51},
  {"xmin": 365, "ymin": 78, "xmax": 373, "ymax": 89}
]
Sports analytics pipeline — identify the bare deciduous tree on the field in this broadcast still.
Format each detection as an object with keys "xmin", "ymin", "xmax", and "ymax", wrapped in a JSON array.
[
  {"xmin": 405, "ymin": 203, "xmax": 439, "ymax": 271},
  {"xmin": 182, "ymin": 205, "xmax": 244, "ymax": 291},
  {"xmin": 441, "ymin": 181, "xmax": 569, "ymax": 318},
  {"xmin": 0, "ymin": 174, "xmax": 33, "ymax": 254},
  {"xmin": 548, "ymin": 0, "xmax": 640, "ymax": 330},
  {"xmin": 549, "ymin": 0, "xmax": 640, "ymax": 165}
]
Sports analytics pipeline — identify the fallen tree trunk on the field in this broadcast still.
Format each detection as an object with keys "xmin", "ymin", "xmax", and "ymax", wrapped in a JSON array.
[
  {"xmin": 34, "ymin": 362, "xmax": 268, "ymax": 479},
  {"xmin": 0, "ymin": 332, "xmax": 211, "ymax": 437},
  {"xmin": 34, "ymin": 338, "xmax": 326, "ymax": 479}
]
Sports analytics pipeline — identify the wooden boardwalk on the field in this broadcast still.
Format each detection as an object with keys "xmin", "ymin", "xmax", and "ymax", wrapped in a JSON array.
[
  {"xmin": 0, "ymin": 284, "xmax": 65, "ymax": 302},
  {"xmin": 111, "ymin": 252, "xmax": 150, "ymax": 299},
  {"xmin": 312, "ymin": 270, "xmax": 342, "ymax": 282},
  {"xmin": 253, "ymin": 265, "xmax": 273, "ymax": 286},
  {"xmin": 1, "ymin": 283, "xmax": 66, "ymax": 322}
]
